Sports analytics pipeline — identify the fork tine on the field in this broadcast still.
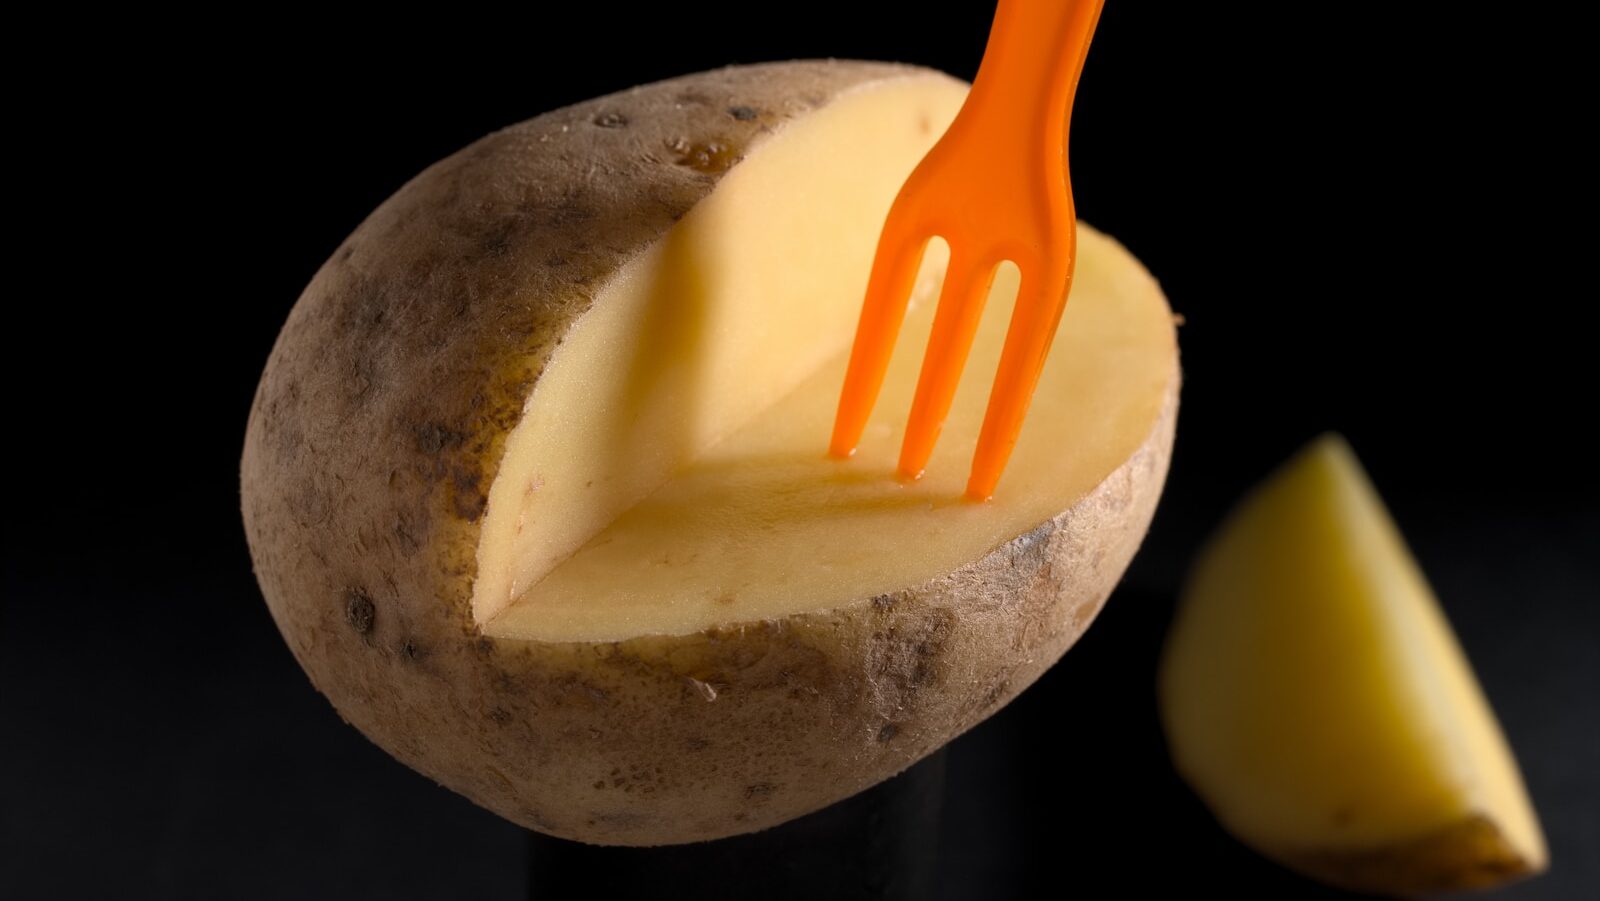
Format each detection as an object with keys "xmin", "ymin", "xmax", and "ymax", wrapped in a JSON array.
[
  {"xmin": 967, "ymin": 257, "xmax": 1074, "ymax": 500},
  {"xmin": 898, "ymin": 253, "xmax": 999, "ymax": 479},
  {"xmin": 830, "ymin": 229, "xmax": 930, "ymax": 459}
]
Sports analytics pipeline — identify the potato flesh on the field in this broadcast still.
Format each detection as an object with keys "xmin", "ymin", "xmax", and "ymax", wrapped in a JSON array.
[
  {"xmin": 488, "ymin": 225, "xmax": 1175, "ymax": 641},
  {"xmin": 473, "ymin": 77, "xmax": 969, "ymax": 625},
  {"xmin": 1160, "ymin": 437, "xmax": 1545, "ymax": 872},
  {"xmin": 476, "ymin": 75, "xmax": 1176, "ymax": 642}
]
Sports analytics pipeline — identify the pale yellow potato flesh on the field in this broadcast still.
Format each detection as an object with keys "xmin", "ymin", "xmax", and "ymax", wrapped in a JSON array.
[
  {"xmin": 1160, "ymin": 435, "xmax": 1546, "ymax": 895},
  {"xmin": 474, "ymin": 78, "xmax": 970, "ymax": 625},
  {"xmin": 491, "ymin": 226, "xmax": 1176, "ymax": 641}
]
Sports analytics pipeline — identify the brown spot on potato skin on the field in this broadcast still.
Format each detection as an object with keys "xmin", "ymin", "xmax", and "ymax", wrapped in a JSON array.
[
  {"xmin": 474, "ymin": 219, "xmax": 519, "ymax": 259},
  {"xmin": 665, "ymin": 136, "xmax": 743, "ymax": 175},
  {"xmin": 392, "ymin": 513, "xmax": 423, "ymax": 556},
  {"xmin": 240, "ymin": 61, "xmax": 1176, "ymax": 847},
  {"xmin": 345, "ymin": 589, "xmax": 375, "ymax": 636},
  {"xmin": 415, "ymin": 423, "xmax": 464, "ymax": 455},
  {"xmin": 868, "ymin": 606, "xmax": 956, "ymax": 717},
  {"xmin": 451, "ymin": 467, "xmax": 487, "ymax": 522},
  {"xmin": 592, "ymin": 112, "xmax": 629, "ymax": 128},
  {"xmin": 728, "ymin": 105, "xmax": 758, "ymax": 121}
]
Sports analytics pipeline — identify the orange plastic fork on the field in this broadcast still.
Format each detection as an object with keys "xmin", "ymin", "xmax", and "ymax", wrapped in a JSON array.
[{"xmin": 829, "ymin": 0, "xmax": 1105, "ymax": 500}]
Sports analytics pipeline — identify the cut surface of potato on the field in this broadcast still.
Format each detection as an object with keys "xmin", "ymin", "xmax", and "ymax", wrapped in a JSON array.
[
  {"xmin": 474, "ymin": 78, "xmax": 973, "ymax": 627},
  {"xmin": 242, "ymin": 62, "xmax": 1179, "ymax": 845},
  {"xmin": 1160, "ymin": 435, "xmax": 1545, "ymax": 895},
  {"xmin": 491, "ymin": 225, "xmax": 1174, "ymax": 641}
]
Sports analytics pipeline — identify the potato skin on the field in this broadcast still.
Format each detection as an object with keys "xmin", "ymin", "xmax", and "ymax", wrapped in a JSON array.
[
  {"xmin": 1277, "ymin": 815, "xmax": 1541, "ymax": 897},
  {"xmin": 242, "ymin": 60, "xmax": 1177, "ymax": 845}
]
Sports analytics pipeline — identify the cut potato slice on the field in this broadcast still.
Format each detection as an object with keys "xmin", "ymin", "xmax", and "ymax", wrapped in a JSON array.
[
  {"xmin": 1160, "ymin": 436, "xmax": 1546, "ymax": 895},
  {"xmin": 242, "ymin": 61, "xmax": 1179, "ymax": 845}
]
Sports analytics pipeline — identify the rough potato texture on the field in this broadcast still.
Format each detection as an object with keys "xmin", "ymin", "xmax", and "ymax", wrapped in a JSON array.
[{"xmin": 242, "ymin": 60, "xmax": 1178, "ymax": 845}]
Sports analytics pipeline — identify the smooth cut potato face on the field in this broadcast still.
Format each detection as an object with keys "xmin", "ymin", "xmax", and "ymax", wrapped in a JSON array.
[
  {"xmin": 242, "ymin": 62, "xmax": 1179, "ymax": 845},
  {"xmin": 492, "ymin": 227, "xmax": 1175, "ymax": 641},
  {"xmin": 474, "ymin": 79, "xmax": 972, "ymax": 627},
  {"xmin": 1160, "ymin": 436, "xmax": 1545, "ymax": 895}
]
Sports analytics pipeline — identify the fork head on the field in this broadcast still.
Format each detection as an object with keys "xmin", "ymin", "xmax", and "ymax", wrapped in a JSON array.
[{"xmin": 829, "ymin": 0, "xmax": 1103, "ymax": 501}]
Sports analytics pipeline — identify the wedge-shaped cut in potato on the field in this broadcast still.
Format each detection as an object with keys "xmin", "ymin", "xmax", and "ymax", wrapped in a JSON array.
[
  {"xmin": 243, "ymin": 61, "xmax": 1179, "ymax": 845},
  {"xmin": 488, "ymin": 223, "xmax": 1175, "ymax": 642},
  {"xmin": 1160, "ymin": 436, "xmax": 1546, "ymax": 895}
]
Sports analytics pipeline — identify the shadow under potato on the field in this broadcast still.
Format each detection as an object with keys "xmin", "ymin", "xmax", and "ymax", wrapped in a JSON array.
[{"xmin": 527, "ymin": 750, "xmax": 947, "ymax": 900}]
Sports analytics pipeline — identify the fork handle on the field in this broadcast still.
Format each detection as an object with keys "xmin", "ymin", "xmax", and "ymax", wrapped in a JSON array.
[{"xmin": 966, "ymin": 0, "xmax": 1106, "ymax": 161}]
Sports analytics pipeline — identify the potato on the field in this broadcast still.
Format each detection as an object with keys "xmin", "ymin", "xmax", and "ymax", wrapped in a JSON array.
[
  {"xmin": 242, "ymin": 60, "xmax": 1179, "ymax": 845},
  {"xmin": 1159, "ymin": 436, "xmax": 1546, "ymax": 895}
]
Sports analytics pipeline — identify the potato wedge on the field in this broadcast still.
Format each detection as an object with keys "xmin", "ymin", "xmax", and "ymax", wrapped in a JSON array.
[{"xmin": 1160, "ymin": 436, "xmax": 1545, "ymax": 894}]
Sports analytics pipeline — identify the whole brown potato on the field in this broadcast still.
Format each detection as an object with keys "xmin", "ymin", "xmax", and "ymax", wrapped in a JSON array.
[{"xmin": 242, "ymin": 60, "xmax": 1178, "ymax": 845}]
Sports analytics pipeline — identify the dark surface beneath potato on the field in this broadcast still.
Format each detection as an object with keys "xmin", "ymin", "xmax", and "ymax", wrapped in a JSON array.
[
  {"xmin": 7, "ymin": 1, "xmax": 1595, "ymax": 898},
  {"xmin": 3, "ymin": 511, "xmax": 1594, "ymax": 899}
]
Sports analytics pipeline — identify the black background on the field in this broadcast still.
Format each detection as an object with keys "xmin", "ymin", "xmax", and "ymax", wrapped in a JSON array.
[{"xmin": 4, "ymin": 3, "xmax": 1595, "ymax": 898}]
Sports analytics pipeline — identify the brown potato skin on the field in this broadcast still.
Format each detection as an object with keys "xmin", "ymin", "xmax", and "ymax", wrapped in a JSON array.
[
  {"xmin": 1277, "ymin": 815, "xmax": 1541, "ymax": 897},
  {"xmin": 241, "ymin": 60, "xmax": 1178, "ymax": 845}
]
